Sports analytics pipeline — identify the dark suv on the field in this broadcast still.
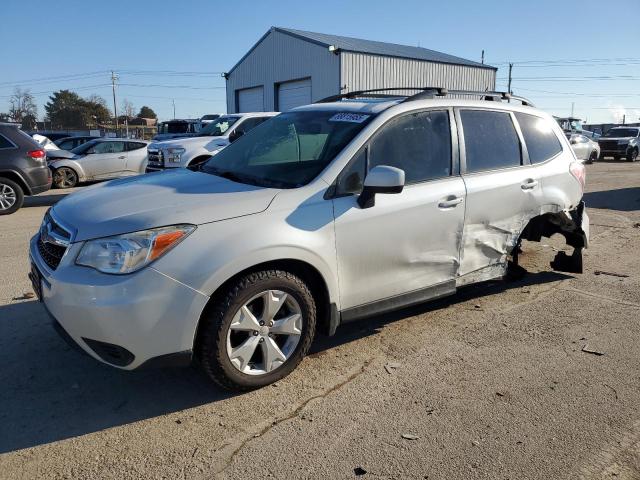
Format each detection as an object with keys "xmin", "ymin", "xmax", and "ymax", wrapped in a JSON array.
[{"xmin": 0, "ymin": 123, "xmax": 52, "ymax": 215}]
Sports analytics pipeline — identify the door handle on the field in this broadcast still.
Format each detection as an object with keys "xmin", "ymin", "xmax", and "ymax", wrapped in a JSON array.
[
  {"xmin": 438, "ymin": 196, "xmax": 463, "ymax": 208},
  {"xmin": 521, "ymin": 179, "xmax": 539, "ymax": 190},
  {"xmin": 118, "ymin": 156, "xmax": 126, "ymax": 159}
]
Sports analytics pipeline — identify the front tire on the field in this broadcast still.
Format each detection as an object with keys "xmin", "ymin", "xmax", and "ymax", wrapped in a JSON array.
[
  {"xmin": 0, "ymin": 178, "xmax": 24, "ymax": 215},
  {"xmin": 627, "ymin": 148, "xmax": 638, "ymax": 162},
  {"xmin": 198, "ymin": 270, "xmax": 316, "ymax": 391},
  {"xmin": 586, "ymin": 151, "xmax": 597, "ymax": 164},
  {"xmin": 52, "ymin": 167, "xmax": 78, "ymax": 188}
]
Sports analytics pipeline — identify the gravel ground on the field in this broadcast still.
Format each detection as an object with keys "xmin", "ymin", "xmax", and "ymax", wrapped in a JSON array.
[{"xmin": 0, "ymin": 162, "xmax": 639, "ymax": 480}]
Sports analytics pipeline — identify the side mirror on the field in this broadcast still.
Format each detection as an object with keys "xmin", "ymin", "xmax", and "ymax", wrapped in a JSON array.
[
  {"xmin": 357, "ymin": 165, "xmax": 405, "ymax": 209},
  {"xmin": 229, "ymin": 129, "xmax": 244, "ymax": 142}
]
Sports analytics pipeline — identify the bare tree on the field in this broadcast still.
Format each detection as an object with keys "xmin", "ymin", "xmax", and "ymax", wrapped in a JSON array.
[
  {"xmin": 8, "ymin": 88, "xmax": 37, "ymax": 124},
  {"xmin": 121, "ymin": 98, "xmax": 135, "ymax": 119}
]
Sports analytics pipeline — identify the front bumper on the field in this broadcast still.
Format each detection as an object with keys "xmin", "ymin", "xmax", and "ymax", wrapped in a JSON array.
[
  {"xmin": 29, "ymin": 234, "xmax": 209, "ymax": 370},
  {"xmin": 145, "ymin": 164, "xmax": 179, "ymax": 173}
]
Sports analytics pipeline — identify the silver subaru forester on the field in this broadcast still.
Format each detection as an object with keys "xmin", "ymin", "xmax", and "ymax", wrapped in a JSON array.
[{"xmin": 29, "ymin": 88, "xmax": 589, "ymax": 390}]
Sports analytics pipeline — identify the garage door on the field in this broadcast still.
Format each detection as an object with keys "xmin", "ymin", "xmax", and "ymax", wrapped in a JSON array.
[
  {"xmin": 277, "ymin": 78, "xmax": 312, "ymax": 112},
  {"xmin": 237, "ymin": 86, "xmax": 264, "ymax": 112}
]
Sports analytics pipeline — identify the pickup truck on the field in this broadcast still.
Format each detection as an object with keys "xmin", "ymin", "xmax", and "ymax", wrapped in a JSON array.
[{"xmin": 146, "ymin": 112, "xmax": 278, "ymax": 171}]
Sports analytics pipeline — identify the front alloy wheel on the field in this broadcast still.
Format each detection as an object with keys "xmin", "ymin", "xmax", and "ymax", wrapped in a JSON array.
[
  {"xmin": 53, "ymin": 167, "xmax": 78, "ymax": 188},
  {"xmin": 198, "ymin": 270, "xmax": 316, "ymax": 390},
  {"xmin": 227, "ymin": 290, "xmax": 302, "ymax": 375}
]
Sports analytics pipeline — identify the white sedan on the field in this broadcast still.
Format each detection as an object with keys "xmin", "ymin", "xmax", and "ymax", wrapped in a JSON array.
[
  {"xmin": 49, "ymin": 138, "xmax": 150, "ymax": 188},
  {"xmin": 567, "ymin": 133, "xmax": 600, "ymax": 164}
]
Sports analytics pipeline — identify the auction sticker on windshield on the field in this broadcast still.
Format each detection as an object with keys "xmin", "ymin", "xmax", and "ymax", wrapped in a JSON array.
[{"xmin": 329, "ymin": 113, "xmax": 370, "ymax": 123}]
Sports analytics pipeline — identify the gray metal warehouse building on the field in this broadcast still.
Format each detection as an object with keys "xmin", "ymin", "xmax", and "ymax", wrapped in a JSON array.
[{"xmin": 225, "ymin": 27, "xmax": 497, "ymax": 113}]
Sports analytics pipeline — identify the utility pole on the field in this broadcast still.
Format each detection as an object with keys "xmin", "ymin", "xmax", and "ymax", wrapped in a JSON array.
[
  {"xmin": 111, "ymin": 71, "xmax": 119, "ymax": 134},
  {"xmin": 481, "ymin": 50, "xmax": 485, "ymax": 64},
  {"xmin": 622, "ymin": 114, "xmax": 626, "ymax": 125},
  {"xmin": 507, "ymin": 63, "xmax": 513, "ymax": 94},
  {"xmin": 172, "ymin": 99, "xmax": 176, "ymax": 119},
  {"xmin": 571, "ymin": 102, "xmax": 575, "ymax": 117}
]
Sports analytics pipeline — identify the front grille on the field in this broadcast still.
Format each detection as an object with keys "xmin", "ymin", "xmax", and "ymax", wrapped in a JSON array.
[
  {"xmin": 38, "ymin": 234, "xmax": 66, "ymax": 270},
  {"xmin": 37, "ymin": 211, "xmax": 72, "ymax": 270},
  {"xmin": 599, "ymin": 140, "xmax": 624, "ymax": 151},
  {"xmin": 147, "ymin": 147, "xmax": 164, "ymax": 167}
]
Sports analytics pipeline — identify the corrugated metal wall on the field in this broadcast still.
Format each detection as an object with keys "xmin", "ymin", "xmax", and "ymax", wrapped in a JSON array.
[
  {"xmin": 226, "ymin": 30, "xmax": 340, "ymax": 113},
  {"xmin": 340, "ymin": 52, "xmax": 496, "ymax": 96}
]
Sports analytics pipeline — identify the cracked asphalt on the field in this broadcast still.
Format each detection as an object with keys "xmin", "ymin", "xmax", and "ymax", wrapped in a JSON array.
[{"xmin": 1, "ymin": 161, "xmax": 639, "ymax": 479}]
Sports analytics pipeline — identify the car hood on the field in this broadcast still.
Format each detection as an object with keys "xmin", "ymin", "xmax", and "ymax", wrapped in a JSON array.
[
  {"xmin": 47, "ymin": 149, "xmax": 76, "ymax": 160},
  {"xmin": 599, "ymin": 136, "xmax": 637, "ymax": 141},
  {"xmin": 154, "ymin": 135, "xmax": 229, "ymax": 150},
  {"xmin": 53, "ymin": 169, "xmax": 279, "ymax": 242}
]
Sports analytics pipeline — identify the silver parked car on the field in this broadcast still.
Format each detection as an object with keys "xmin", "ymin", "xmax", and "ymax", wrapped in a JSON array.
[
  {"xmin": 29, "ymin": 88, "xmax": 589, "ymax": 390},
  {"xmin": 567, "ymin": 133, "xmax": 600, "ymax": 164},
  {"xmin": 49, "ymin": 138, "xmax": 150, "ymax": 188}
]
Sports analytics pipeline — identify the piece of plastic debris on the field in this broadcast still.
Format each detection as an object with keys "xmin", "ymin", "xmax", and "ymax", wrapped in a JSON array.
[
  {"xmin": 401, "ymin": 433, "xmax": 419, "ymax": 440},
  {"xmin": 581, "ymin": 345, "xmax": 605, "ymax": 356},
  {"xmin": 354, "ymin": 467, "xmax": 367, "ymax": 476},
  {"xmin": 384, "ymin": 362, "xmax": 401, "ymax": 374},
  {"xmin": 472, "ymin": 441, "xmax": 480, "ymax": 447},
  {"xmin": 594, "ymin": 270, "xmax": 629, "ymax": 278}
]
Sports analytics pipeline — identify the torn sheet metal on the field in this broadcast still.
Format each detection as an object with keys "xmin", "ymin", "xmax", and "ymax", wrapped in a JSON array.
[{"xmin": 458, "ymin": 201, "xmax": 589, "ymax": 279}]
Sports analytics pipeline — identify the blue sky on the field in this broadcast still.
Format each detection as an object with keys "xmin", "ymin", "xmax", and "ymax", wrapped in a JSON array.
[{"xmin": 1, "ymin": 0, "xmax": 638, "ymax": 123}]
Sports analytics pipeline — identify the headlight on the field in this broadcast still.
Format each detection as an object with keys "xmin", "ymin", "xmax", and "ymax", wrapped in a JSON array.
[
  {"xmin": 76, "ymin": 224, "xmax": 196, "ymax": 274},
  {"xmin": 165, "ymin": 147, "xmax": 185, "ymax": 163}
]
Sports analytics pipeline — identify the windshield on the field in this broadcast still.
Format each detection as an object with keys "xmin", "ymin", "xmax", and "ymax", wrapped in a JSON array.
[
  {"xmin": 604, "ymin": 128, "xmax": 639, "ymax": 138},
  {"xmin": 200, "ymin": 116, "xmax": 241, "ymax": 136},
  {"xmin": 201, "ymin": 110, "xmax": 375, "ymax": 188},
  {"xmin": 71, "ymin": 139, "xmax": 99, "ymax": 154}
]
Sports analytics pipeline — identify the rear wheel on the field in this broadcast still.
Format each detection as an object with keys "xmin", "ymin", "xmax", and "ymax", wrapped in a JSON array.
[
  {"xmin": 198, "ymin": 270, "xmax": 316, "ymax": 391},
  {"xmin": 53, "ymin": 167, "xmax": 78, "ymax": 188},
  {"xmin": 627, "ymin": 148, "xmax": 638, "ymax": 162},
  {"xmin": 0, "ymin": 178, "xmax": 24, "ymax": 215}
]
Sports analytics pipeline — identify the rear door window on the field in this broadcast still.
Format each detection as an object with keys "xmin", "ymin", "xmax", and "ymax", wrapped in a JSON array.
[
  {"xmin": 0, "ymin": 134, "xmax": 14, "ymax": 149},
  {"xmin": 461, "ymin": 110, "xmax": 521, "ymax": 172},
  {"xmin": 127, "ymin": 142, "xmax": 147, "ymax": 151},
  {"xmin": 515, "ymin": 112, "xmax": 563, "ymax": 164}
]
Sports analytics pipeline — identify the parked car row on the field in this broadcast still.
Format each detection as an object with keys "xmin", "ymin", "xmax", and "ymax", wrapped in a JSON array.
[
  {"xmin": 146, "ymin": 112, "xmax": 277, "ymax": 172},
  {"xmin": 28, "ymin": 89, "xmax": 590, "ymax": 390}
]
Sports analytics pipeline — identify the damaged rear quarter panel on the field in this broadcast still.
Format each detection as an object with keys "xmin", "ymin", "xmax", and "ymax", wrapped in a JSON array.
[{"xmin": 458, "ymin": 150, "xmax": 585, "ymax": 278}]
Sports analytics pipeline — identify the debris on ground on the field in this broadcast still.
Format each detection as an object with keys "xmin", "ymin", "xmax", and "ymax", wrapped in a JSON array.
[
  {"xmin": 594, "ymin": 270, "xmax": 629, "ymax": 278},
  {"xmin": 384, "ymin": 362, "xmax": 401, "ymax": 374},
  {"xmin": 581, "ymin": 345, "xmax": 605, "ymax": 356},
  {"xmin": 401, "ymin": 433, "xmax": 419, "ymax": 440},
  {"xmin": 354, "ymin": 466, "xmax": 367, "ymax": 476},
  {"xmin": 12, "ymin": 292, "xmax": 35, "ymax": 300}
]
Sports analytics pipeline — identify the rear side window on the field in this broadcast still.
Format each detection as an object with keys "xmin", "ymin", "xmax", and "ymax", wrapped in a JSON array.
[
  {"xmin": 0, "ymin": 134, "xmax": 14, "ymax": 149},
  {"xmin": 461, "ymin": 110, "xmax": 521, "ymax": 172},
  {"xmin": 515, "ymin": 113, "xmax": 563, "ymax": 164},
  {"xmin": 127, "ymin": 142, "xmax": 147, "ymax": 151},
  {"xmin": 368, "ymin": 110, "xmax": 452, "ymax": 184}
]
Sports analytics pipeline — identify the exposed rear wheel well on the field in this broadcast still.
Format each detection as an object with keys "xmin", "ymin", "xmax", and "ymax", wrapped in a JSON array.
[
  {"xmin": 194, "ymin": 259, "xmax": 331, "ymax": 354},
  {"xmin": 0, "ymin": 171, "xmax": 29, "ymax": 195}
]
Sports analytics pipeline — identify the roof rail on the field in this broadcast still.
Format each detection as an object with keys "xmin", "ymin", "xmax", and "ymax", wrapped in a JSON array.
[{"xmin": 315, "ymin": 87, "xmax": 534, "ymax": 107}]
